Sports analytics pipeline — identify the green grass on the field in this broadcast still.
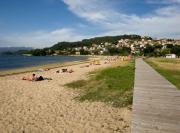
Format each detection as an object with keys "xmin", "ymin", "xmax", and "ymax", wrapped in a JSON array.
[
  {"xmin": 65, "ymin": 60, "xmax": 135, "ymax": 107},
  {"xmin": 157, "ymin": 58, "xmax": 180, "ymax": 64},
  {"xmin": 145, "ymin": 58, "xmax": 180, "ymax": 89}
]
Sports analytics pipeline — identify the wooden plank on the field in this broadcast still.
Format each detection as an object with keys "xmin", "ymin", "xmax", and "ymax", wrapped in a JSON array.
[{"xmin": 131, "ymin": 58, "xmax": 180, "ymax": 133}]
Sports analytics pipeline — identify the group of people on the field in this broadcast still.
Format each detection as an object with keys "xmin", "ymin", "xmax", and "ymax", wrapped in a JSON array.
[
  {"xmin": 22, "ymin": 67, "xmax": 74, "ymax": 82},
  {"xmin": 104, "ymin": 56, "xmax": 120, "ymax": 63},
  {"xmin": 80, "ymin": 59, "xmax": 101, "ymax": 68},
  {"xmin": 56, "ymin": 68, "xmax": 74, "ymax": 73},
  {"xmin": 22, "ymin": 59, "xmax": 102, "ymax": 82},
  {"xmin": 104, "ymin": 56, "xmax": 131, "ymax": 64},
  {"xmin": 22, "ymin": 56, "xmax": 131, "ymax": 82}
]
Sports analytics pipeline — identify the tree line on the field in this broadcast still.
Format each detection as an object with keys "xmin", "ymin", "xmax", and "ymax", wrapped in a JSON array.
[{"xmin": 142, "ymin": 44, "xmax": 180, "ymax": 57}]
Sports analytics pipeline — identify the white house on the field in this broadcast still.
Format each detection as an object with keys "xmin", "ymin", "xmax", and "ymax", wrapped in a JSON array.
[
  {"xmin": 75, "ymin": 52, "xmax": 80, "ymax": 55},
  {"xmin": 166, "ymin": 54, "xmax": 176, "ymax": 58}
]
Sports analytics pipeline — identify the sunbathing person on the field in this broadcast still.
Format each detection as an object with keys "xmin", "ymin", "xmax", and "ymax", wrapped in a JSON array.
[
  {"xmin": 60, "ymin": 68, "xmax": 74, "ymax": 73},
  {"xmin": 22, "ymin": 74, "xmax": 37, "ymax": 81},
  {"xmin": 36, "ymin": 68, "xmax": 50, "ymax": 72},
  {"xmin": 68, "ymin": 69, "xmax": 74, "ymax": 73},
  {"xmin": 22, "ymin": 74, "xmax": 47, "ymax": 81},
  {"xmin": 61, "ymin": 68, "xmax": 68, "ymax": 73}
]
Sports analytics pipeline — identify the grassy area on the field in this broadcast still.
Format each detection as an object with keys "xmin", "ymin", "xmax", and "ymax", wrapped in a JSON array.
[
  {"xmin": 156, "ymin": 58, "xmax": 180, "ymax": 64},
  {"xmin": 145, "ymin": 58, "xmax": 180, "ymax": 89},
  {"xmin": 65, "ymin": 59, "xmax": 135, "ymax": 108}
]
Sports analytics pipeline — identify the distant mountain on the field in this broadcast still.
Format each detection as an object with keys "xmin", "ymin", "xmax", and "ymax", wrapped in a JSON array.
[{"xmin": 0, "ymin": 47, "xmax": 33, "ymax": 53}]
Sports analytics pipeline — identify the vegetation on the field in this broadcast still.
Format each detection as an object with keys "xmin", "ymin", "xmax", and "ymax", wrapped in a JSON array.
[
  {"xmin": 51, "ymin": 34, "xmax": 141, "ymax": 50},
  {"xmin": 22, "ymin": 35, "xmax": 141, "ymax": 56},
  {"xmin": 1, "ymin": 51, "xmax": 14, "ymax": 55},
  {"xmin": 65, "ymin": 59, "xmax": 135, "ymax": 107},
  {"xmin": 107, "ymin": 47, "xmax": 131, "ymax": 56},
  {"xmin": 145, "ymin": 58, "xmax": 180, "ymax": 89},
  {"xmin": 1, "ymin": 50, "xmax": 31, "ymax": 56},
  {"xmin": 5, "ymin": 35, "xmax": 179, "ymax": 57},
  {"xmin": 142, "ymin": 44, "xmax": 180, "ymax": 57}
]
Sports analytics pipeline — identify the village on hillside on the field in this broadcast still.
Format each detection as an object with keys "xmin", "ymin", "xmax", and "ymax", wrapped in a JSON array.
[
  {"xmin": 4, "ymin": 35, "xmax": 179, "ymax": 58},
  {"xmin": 49, "ymin": 37, "xmax": 180, "ymax": 58}
]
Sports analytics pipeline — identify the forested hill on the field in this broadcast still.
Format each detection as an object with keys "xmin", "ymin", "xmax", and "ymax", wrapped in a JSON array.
[
  {"xmin": 0, "ymin": 47, "xmax": 32, "ymax": 53},
  {"xmin": 50, "ymin": 34, "xmax": 142, "ymax": 50},
  {"xmin": 0, "ymin": 47, "xmax": 33, "ymax": 55}
]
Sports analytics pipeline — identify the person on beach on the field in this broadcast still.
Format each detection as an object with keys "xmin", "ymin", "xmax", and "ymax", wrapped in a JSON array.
[
  {"xmin": 22, "ymin": 74, "xmax": 44, "ymax": 81},
  {"xmin": 36, "ymin": 68, "xmax": 50, "ymax": 72},
  {"xmin": 58, "ymin": 68, "xmax": 74, "ymax": 73},
  {"xmin": 68, "ymin": 69, "xmax": 74, "ymax": 73},
  {"xmin": 22, "ymin": 73, "xmax": 37, "ymax": 81}
]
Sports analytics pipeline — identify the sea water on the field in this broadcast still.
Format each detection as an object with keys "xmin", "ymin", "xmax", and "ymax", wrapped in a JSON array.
[{"xmin": 0, "ymin": 55, "xmax": 87, "ymax": 70}]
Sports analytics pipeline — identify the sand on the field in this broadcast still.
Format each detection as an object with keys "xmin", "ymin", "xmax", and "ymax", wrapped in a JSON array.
[{"xmin": 0, "ymin": 60, "xmax": 131, "ymax": 133}]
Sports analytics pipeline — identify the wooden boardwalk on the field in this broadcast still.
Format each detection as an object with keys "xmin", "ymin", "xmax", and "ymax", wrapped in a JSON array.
[{"xmin": 131, "ymin": 58, "xmax": 180, "ymax": 133}]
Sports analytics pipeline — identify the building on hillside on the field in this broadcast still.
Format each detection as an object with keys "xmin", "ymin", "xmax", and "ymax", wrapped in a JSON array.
[
  {"xmin": 104, "ymin": 42, "xmax": 111, "ymax": 46},
  {"xmin": 75, "ymin": 52, "xmax": 80, "ymax": 55},
  {"xmin": 165, "ymin": 54, "xmax": 176, "ymax": 58},
  {"xmin": 92, "ymin": 44, "xmax": 97, "ymax": 48},
  {"xmin": 83, "ymin": 46, "xmax": 88, "ymax": 50},
  {"xmin": 99, "ymin": 50, "xmax": 104, "ymax": 55},
  {"xmin": 74, "ymin": 47, "xmax": 81, "ymax": 51}
]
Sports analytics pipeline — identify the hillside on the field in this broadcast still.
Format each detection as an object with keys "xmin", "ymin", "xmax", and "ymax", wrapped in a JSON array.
[
  {"xmin": 0, "ymin": 47, "xmax": 33, "ymax": 53},
  {"xmin": 50, "ymin": 34, "xmax": 142, "ymax": 50}
]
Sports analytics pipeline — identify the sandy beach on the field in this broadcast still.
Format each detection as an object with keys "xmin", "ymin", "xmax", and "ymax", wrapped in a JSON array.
[{"xmin": 0, "ymin": 60, "xmax": 131, "ymax": 133}]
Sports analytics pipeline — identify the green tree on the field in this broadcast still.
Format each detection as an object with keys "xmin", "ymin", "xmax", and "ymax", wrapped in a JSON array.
[
  {"xmin": 80, "ymin": 49, "xmax": 90, "ymax": 55},
  {"xmin": 161, "ymin": 48, "xmax": 171, "ymax": 56},
  {"xmin": 107, "ymin": 47, "xmax": 120, "ymax": 55},
  {"xmin": 166, "ymin": 44, "xmax": 173, "ymax": 49},
  {"xmin": 171, "ymin": 45, "xmax": 180, "ymax": 57},
  {"xmin": 31, "ymin": 49, "xmax": 47, "ymax": 56},
  {"xmin": 143, "ymin": 45, "xmax": 155, "ymax": 56}
]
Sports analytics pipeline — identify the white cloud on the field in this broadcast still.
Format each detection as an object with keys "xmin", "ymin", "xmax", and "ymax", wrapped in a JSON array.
[
  {"xmin": 155, "ymin": 6, "xmax": 180, "ymax": 16},
  {"xmin": 146, "ymin": 0, "xmax": 180, "ymax": 4},
  {"xmin": 62, "ymin": 0, "xmax": 180, "ymax": 38},
  {"xmin": 0, "ymin": 28, "xmax": 89, "ymax": 48},
  {"xmin": 62, "ymin": 0, "xmax": 111, "ymax": 23},
  {"xmin": 1, "ymin": 0, "xmax": 180, "ymax": 48}
]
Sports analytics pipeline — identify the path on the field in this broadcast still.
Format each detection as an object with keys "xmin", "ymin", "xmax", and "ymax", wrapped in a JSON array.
[{"xmin": 131, "ymin": 58, "xmax": 180, "ymax": 133}]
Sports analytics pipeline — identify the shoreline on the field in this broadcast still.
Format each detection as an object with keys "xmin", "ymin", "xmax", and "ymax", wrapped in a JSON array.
[
  {"xmin": 0, "ymin": 56, "xmax": 105, "ymax": 77},
  {"xmin": 0, "ymin": 59, "xmax": 92, "ymax": 77}
]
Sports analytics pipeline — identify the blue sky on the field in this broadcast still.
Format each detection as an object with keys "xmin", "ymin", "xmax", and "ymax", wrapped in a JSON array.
[{"xmin": 0, "ymin": 0, "xmax": 180, "ymax": 48}]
